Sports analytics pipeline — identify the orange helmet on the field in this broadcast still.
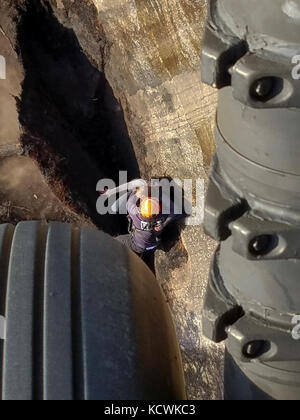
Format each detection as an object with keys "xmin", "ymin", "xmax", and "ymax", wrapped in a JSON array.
[{"xmin": 140, "ymin": 197, "xmax": 161, "ymax": 219}]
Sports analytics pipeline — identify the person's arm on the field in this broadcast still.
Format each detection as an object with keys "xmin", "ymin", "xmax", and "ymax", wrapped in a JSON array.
[
  {"xmin": 162, "ymin": 213, "xmax": 182, "ymax": 228},
  {"xmin": 111, "ymin": 192, "xmax": 130, "ymax": 214},
  {"xmin": 161, "ymin": 198, "xmax": 186, "ymax": 229},
  {"xmin": 100, "ymin": 179, "xmax": 147, "ymax": 198},
  {"xmin": 126, "ymin": 191, "xmax": 140, "ymax": 218}
]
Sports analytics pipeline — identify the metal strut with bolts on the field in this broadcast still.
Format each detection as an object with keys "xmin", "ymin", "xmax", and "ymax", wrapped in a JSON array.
[{"xmin": 201, "ymin": 0, "xmax": 300, "ymax": 400}]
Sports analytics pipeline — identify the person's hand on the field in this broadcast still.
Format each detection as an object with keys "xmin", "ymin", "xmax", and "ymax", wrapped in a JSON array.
[{"xmin": 135, "ymin": 187, "xmax": 143, "ymax": 199}]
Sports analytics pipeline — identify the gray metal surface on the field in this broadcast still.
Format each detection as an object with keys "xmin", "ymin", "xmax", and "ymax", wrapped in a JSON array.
[
  {"xmin": 0, "ymin": 221, "xmax": 185, "ymax": 400},
  {"xmin": 201, "ymin": 0, "xmax": 300, "ymax": 400}
]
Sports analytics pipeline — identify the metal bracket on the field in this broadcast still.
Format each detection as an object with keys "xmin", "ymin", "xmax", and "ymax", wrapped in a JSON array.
[
  {"xmin": 227, "ymin": 315, "xmax": 300, "ymax": 364},
  {"xmin": 201, "ymin": 25, "xmax": 248, "ymax": 89},
  {"xmin": 202, "ymin": 251, "xmax": 244, "ymax": 343},
  {"xmin": 231, "ymin": 53, "xmax": 299, "ymax": 109},
  {"xmin": 231, "ymin": 215, "xmax": 300, "ymax": 260},
  {"xmin": 204, "ymin": 179, "xmax": 248, "ymax": 242}
]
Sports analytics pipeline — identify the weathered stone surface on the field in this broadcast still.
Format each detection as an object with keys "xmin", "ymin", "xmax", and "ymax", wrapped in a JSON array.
[
  {"xmin": 87, "ymin": 0, "xmax": 222, "ymax": 400},
  {"xmin": 0, "ymin": 155, "xmax": 88, "ymax": 225},
  {"xmin": 0, "ymin": 0, "xmax": 223, "ymax": 399},
  {"xmin": 0, "ymin": 1, "xmax": 23, "ymax": 145}
]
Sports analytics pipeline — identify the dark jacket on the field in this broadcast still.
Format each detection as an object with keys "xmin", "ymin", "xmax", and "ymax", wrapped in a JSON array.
[{"xmin": 127, "ymin": 192, "xmax": 181, "ymax": 251}]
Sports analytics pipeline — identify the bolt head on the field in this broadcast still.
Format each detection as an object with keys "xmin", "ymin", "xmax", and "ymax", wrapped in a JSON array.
[{"xmin": 249, "ymin": 235, "xmax": 271, "ymax": 256}]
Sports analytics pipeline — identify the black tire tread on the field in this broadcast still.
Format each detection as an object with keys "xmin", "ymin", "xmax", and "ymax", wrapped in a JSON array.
[{"xmin": 0, "ymin": 221, "xmax": 185, "ymax": 400}]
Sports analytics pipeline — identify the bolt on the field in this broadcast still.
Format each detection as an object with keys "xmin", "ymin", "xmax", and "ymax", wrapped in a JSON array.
[
  {"xmin": 251, "ymin": 78, "xmax": 274, "ymax": 101},
  {"xmin": 244, "ymin": 342, "xmax": 260, "ymax": 358},
  {"xmin": 251, "ymin": 77, "xmax": 284, "ymax": 102},
  {"xmin": 243, "ymin": 341, "xmax": 270, "ymax": 359},
  {"xmin": 249, "ymin": 235, "xmax": 272, "ymax": 256}
]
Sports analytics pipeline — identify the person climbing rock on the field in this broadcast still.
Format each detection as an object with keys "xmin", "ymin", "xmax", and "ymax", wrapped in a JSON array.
[{"xmin": 115, "ymin": 184, "xmax": 184, "ymax": 256}]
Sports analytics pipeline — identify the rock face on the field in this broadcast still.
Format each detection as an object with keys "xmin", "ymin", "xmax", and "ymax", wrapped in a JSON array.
[{"xmin": 0, "ymin": 0, "xmax": 223, "ymax": 399}]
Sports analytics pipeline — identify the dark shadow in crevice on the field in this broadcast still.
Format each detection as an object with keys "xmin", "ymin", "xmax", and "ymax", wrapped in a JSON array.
[
  {"xmin": 150, "ymin": 176, "xmax": 188, "ymax": 253},
  {"xmin": 17, "ymin": 0, "xmax": 139, "ymax": 235},
  {"xmin": 142, "ymin": 177, "xmax": 189, "ymax": 274}
]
